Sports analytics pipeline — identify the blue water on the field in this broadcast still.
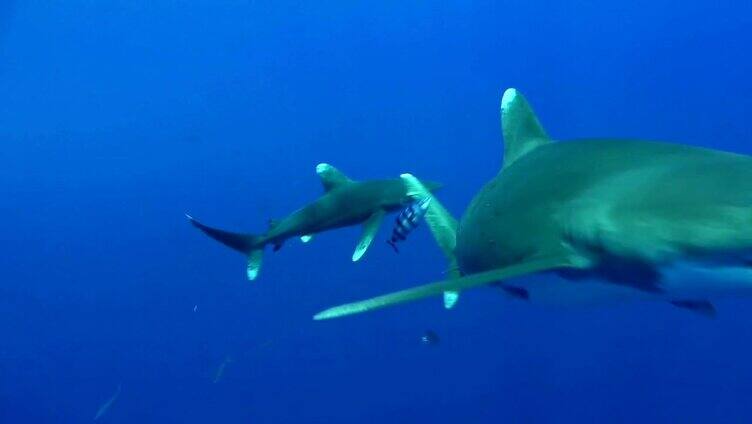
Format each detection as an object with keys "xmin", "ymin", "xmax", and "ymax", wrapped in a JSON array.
[{"xmin": 2, "ymin": 1, "xmax": 752, "ymax": 422}]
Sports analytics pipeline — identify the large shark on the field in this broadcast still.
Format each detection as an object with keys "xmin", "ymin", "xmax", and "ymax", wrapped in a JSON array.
[
  {"xmin": 315, "ymin": 88, "xmax": 752, "ymax": 320},
  {"xmin": 187, "ymin": 163, "xmax": 440, "ymax": 280}
]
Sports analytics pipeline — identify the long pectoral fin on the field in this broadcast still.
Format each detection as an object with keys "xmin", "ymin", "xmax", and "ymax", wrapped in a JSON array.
[
  {"xmin": 442, "ymin": 267, "xmax": 462, "ymax": 310},
  {"xmin": 314, "ymin": 256, "xmax": 574, "ymax": 320},
  {"xmin": 401, "ymin": 173, "xmax": 458, "ymax": 258},
  {"xmin": 352, "ymin": 209, "xmax": 386, "ymax": 262},
  {"xmin": 401, "ymin": 173, "xmax": 461, "ymax": 308}
]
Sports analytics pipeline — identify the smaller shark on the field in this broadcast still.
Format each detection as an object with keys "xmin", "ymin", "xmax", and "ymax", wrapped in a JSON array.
[{"xmin": 187, "ymin": 163, "xmax": 441, "ymax": 280}]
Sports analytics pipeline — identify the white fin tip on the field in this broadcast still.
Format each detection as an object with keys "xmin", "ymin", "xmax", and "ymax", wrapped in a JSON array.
[
  {"xmin": 443, "ymin": 290, "xmax": 459, "ymax": 309},
  {"xmin": 500, "ymin": 88, "xmax": 518, "ymax": 111}
]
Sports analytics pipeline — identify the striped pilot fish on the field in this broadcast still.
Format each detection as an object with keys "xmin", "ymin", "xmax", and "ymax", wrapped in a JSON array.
[{"xmin": 387, "ymin": 197, "xmax": 431, "ymax": 252}]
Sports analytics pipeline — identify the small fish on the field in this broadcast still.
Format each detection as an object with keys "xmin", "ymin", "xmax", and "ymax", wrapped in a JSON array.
[
  {"xmin": 193, "ymin": 304, "xmax": 198, "ymax": 312},
  {"xmin": 213, "ymin": 355, "xmax": 233, "ymax": 384},
  {"xmin": 421, "ymin": 330, "xmax": 440, "ymax": 346},
  {"xmin": 387, "ymin": 197, "xmax": 431, "ymax": 252},
  {"xmin": 94, "ymin": 384, "xmax": 121, "ymax": 421}
]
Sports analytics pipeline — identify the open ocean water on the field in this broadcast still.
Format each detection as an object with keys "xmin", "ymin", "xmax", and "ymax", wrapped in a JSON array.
[{"xmin": 1, "ymin": 0, "xmax": 752, "ymax": 422}]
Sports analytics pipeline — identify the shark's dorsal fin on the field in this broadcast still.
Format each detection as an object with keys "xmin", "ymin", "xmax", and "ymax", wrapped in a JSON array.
[
  {"xmin": 316, "ymin": 163, "xmax": 353, "ymax": 192},
  {"xmin": 500, "ymin": 88, "xmax": 551, "ymax": 169}
]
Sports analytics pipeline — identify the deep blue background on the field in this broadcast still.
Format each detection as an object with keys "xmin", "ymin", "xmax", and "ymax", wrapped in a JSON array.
[{"xmin": 1, "ymin": 0, "xmax": 752, "ymax": 422}]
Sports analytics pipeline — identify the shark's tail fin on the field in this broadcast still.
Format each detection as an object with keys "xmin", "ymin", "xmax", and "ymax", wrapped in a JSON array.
[
  {"xmin": 400, "ymin": 174, "xmax": 461, "ymax": 309},
  {"xmin": 185, "ymin": 214, "xmax": 265, "ymax": 280}
]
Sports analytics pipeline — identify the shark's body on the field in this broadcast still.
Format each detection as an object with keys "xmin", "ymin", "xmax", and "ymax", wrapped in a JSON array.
[
  {"xmin": 315, "ymin": 89, "xmax": 752, "ymax": 320},
  {"xmin": 188, "ymin": 163, "xmax": 440, "ymax": 280},
  {"xmin": 257, "ymin": 180, "xmax": 411, "ymax": 246},
  {"xmin": 461, "ymin": 138, "xmax": 752, "ymax": 313}
]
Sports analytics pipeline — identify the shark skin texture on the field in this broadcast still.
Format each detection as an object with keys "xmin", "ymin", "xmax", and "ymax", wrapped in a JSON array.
[
  {"xmin": 314, "ymin": 88, "xmax": 752, "ymax": 320},
  {"xmin": 187, "ymin": 163, "xmax": 441, "ymax": 280}
]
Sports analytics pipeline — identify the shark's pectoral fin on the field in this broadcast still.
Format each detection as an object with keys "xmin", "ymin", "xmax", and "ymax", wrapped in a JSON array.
[
  {"xmin": 401, "ymin": 174, "xmax": 458, "ymax": 256},
  {"xmin": 301, "ymin": 235, "xmax": 314, "ymax": 243},
  {"xmin": 314, "ymin": 256, "xmax": 575, "ymax": 320},
  {"xmin": 670, "ymin": 300, "xmax": 717, "ymax": 318},
  {"xmin": 400, "ymin": 173, "xmax": 462, "ymax": 309},
  {"xmin": 247, "ymin": 249, "xmax": 263, "ymax": 281},
  {"xmin": 352, "ymin": 209, "xmax": 386, "ymax": 262}
]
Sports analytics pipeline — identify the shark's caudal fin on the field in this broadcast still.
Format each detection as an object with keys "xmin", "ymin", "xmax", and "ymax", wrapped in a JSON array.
[
  {"xmin": 186, "ymin": 214, "xmax": 265, "ymax": 281},
  {"xmin": 500, "ymin": 88, "xmax": 552, "ymax": 169},
  {"xmin": 314, "ymin": 256, "xmax": 574, "ymax": 320},
  {"xmin": 400, "ymin": 174, "xmax": 461, "ymax": 309}
]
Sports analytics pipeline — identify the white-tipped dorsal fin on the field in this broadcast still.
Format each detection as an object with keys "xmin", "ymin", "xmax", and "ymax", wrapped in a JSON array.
[
  {"xmin": 316, "ymin": 163, "xmax": 353, "ymax": 192},
  {"xmin": 500, "ymin": 88, "xmax": 551, "ymax": 169}
]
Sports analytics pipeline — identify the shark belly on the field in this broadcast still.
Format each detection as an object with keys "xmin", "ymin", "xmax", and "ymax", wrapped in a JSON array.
[{"xmin": 505, "ymin": 260, "xmax": 752, "ymax": 307}]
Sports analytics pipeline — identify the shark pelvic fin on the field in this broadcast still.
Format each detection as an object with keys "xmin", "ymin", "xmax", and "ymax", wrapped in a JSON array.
[
  {"xmin": 670, "ymin": 300, "xmax": 717, "ymax": 318},
  {"xmin": 352, "ymin": 209, "xmax": 385, "ymax": 262},
  {"xmin": 314, "ymin": 256, "xmax": 574, "ymax": 320},
  {"xmin": 500, "ymin": 88, "xmax": 551, "ymax": 169},
  {"xmin": 401, "ymin": 173, "xmax": 461, "ymax": 308},
  {"xmin": 300, "ymin": 234, "xmax": 314, "ymax": 243},
  {"xmin": 316, "ymin": 163, "xmax": 353, "ymax": 192}
]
